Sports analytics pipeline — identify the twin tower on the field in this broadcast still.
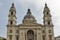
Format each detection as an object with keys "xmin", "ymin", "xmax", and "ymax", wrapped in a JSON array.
[{"xmin": 7, "ymin": 2, "xmax": 54, "ymax": 40}]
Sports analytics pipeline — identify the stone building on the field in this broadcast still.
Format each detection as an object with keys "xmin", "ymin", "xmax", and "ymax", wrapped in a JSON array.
[
  {"xmin": 7, "ymin": 2, "xmax": 55, "ymax": 40},
  {"xmin": 0, "ymin": 37, "xmax": 6, "ymax": 40},
  {"xmin": 55, "ymin": 36, "xmax": 60, "ymax": 40}
]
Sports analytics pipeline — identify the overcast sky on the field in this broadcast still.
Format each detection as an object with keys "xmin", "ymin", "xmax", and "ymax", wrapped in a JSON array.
[{"xmin": 0, "ymin": 0, "xmax": 60, "ymax": 38}]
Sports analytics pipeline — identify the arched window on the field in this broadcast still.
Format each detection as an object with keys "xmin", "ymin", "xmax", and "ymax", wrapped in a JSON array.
[
  {"xmin": 27, "ymin": 30, "xmax": 34, "ymax": 34},
  {"xmin": 47, "ymin": 12, "xmax": 49, "ymax": 14},
  {"xmin": 42, "ymin": 30, "xmax": 45, "ymax": 33},
  {"xmin": 10, "ymin": 21, "xmax": 13, "ymax": 25},
  {"xmin": 11, "ymin": 12, "xmax": 13, "ymax": 15},
  {"xmin": 16, "ymin": 30, "xmax": 19, "ymax": 33},
  {"xmin": 27, "ymin": 30, "xmax": 34, "ymax": 40},
  {"xmin": 49, "ymin": 30, "xmax": 51, "ymax": 33},
  {"xmin": 10, "ymin": 30, "xmax": 12, "ymax": 33},
  {"xmin": 48, "ymin": 21, "xmax": 50, "ymax": 25}
]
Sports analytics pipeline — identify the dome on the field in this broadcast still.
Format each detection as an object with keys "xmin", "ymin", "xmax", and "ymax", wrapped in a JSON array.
[{"xmin": 22, "ymin": 9, "xmax": 37, "ymax": 24}]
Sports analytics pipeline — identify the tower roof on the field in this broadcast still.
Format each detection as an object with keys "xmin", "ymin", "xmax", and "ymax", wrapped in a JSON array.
[
  {"xmin": 43, "ymin": 3, "xmax": 50, "ymax": 13},
  {"xmin": 9, "ymin": 2, "xmax": 16, "ymax": 11},
  {"xmin": 45, "ymin": 3, "xmax": 48, "ymax": 8},
  {"xmin": 11, "ymin": 0, "xmax": 15, "ymax": 8}
]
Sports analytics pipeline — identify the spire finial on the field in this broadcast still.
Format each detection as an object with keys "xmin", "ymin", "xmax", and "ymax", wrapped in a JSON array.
[
  {"xmin": 11, "ymin": 0, "xmax": 14, "ymax": 7},
  {"xmin": 27, "ymin": 8, "xmax": 31, "ymax": 14},
  {"xmin": 44, "ymin": 3, "xmax": 50, "ymax": 12},
  {"xmin": 45, "ymin": 3, "xmax": 47, "ymax": 7},
  {"xmin": 28, "ymin": 8, "xmax": 30, "ymax": 12}
]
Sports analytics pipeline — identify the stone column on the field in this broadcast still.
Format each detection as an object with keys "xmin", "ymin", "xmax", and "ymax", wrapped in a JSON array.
[
  {"xmin": 37, "ymin": 29, "xmax": 42, "ymax": 40},
  {"xmin": 19, "ymin": 29, "xmax": 25, "ymax": 40},
  {"xmin": 45, "ymin": 27, "xmax": 49, "ymax": 40}
]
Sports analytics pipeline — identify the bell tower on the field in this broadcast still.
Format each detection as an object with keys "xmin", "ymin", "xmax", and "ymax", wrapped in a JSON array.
[
  {"xmin": 43, "ymin": 3, "xmax": 53, "ymax": 26},
  {"xmin": 7, "ymin": 2, "xmax": 17, "ymax": 40},
  {"xmin": 43, "ymin": 3, "xmax": 54, "ymax": 40},
  {"xmin": 8, "ymin": 2, "xmax": 17, "ymax": 26}
]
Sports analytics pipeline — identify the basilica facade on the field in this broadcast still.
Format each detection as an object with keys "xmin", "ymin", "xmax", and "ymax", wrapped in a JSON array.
[{"xmin": 7, "ymin": 3, "xmax": 54, "ymax": 40}]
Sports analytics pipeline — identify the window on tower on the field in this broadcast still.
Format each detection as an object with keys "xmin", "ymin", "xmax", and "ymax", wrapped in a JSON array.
[
  {"xmin": 49, "ymin": 30, "xmax": 51, "ymax": 33},
  {"xmin": 48, "ymin": 22, "xmax": 50, "ymax": 25},
  {"xmin": 10, "ymin": 21, "xmax": 13, "ymax": 25},
  {"xmin": 42, "ymin": 30, "xmax": 45, "ymax": 33},
  {"xmin": 11, "ymin": 12, "xmax": 13, "ymax": 15},
  {"xmin": 16, "ymin": 30, "xmax": 19, "ymax": 33},
  {"xmin": 47, "ymin": 12, "xmax": 49, "ymax": 14},
  {"xmin": 10, "ymin": 30, "xmax": 12, "ymax": 33}
]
